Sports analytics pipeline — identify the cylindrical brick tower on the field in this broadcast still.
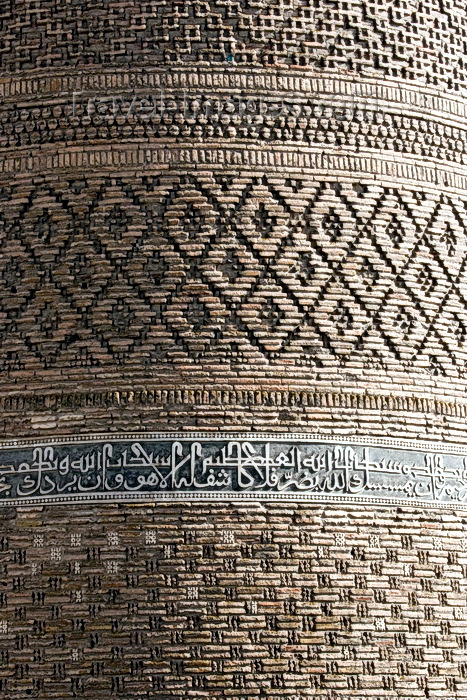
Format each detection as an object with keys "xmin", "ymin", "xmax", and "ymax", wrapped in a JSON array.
[{"xmin": 2, "ymin": 1, "xmax": 467, "ymax": 698}]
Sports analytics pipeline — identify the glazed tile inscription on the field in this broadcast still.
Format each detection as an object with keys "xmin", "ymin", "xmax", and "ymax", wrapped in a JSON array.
[{"xmin": 1, "ymin": 435, "xmax": 467, "ymax": 508}]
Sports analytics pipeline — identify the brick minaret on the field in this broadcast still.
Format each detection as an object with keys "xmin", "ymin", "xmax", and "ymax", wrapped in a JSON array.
[{"xmin": 1, "ymin": 2, "xmax": 467, "ymax": 698}]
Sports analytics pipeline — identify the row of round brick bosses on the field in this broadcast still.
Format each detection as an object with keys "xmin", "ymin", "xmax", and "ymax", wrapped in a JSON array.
[{"xmin": 2, "ymin": 104, "xmax": 467, "ymax": 163}]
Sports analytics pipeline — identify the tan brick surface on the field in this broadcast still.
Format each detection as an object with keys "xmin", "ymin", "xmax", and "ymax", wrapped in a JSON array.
[{"xmin": 2, "ymin": 1, "xmax": 467, "ymax": 697}]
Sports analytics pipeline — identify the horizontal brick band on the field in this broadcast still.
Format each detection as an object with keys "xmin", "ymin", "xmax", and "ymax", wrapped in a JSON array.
[
  {"xmin": 0, "ymin": 387, "xmax": 465, "ymax": 417},
  {"xmin": 2, "ymin": 68, "xmax": 467, "ymax": 123},
  {"xmin": 4, "ymin": 145, "xmax": 467, "ymax": 194},
  {"xmin": 3, "ymin": 94, "xmax": 466, "ymax": 164},
  {"xmin": 1, "ymin": 433, "xmax": 467, "ymax": 509}
]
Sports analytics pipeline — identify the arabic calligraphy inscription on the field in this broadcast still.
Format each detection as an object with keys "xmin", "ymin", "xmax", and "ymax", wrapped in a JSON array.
[{"xmin": 1, "ymin": 436, "xmax": 467, "ymax": 507}]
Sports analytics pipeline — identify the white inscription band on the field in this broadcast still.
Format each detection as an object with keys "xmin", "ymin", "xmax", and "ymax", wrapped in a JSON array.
[{"xmin": 1, "ymin": 433, "xmax": 467, "ymax": 509}]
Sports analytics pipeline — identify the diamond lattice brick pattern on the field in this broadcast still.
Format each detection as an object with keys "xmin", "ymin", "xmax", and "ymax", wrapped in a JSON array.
[{"xmin": 1, "ymin": 175, "xmax": 467, "ymax": 377}]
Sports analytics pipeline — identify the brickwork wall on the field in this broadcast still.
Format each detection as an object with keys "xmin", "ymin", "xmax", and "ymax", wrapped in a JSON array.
[
  {"xmin": 2, "ymin": 0, "xmax": 467, "ymax": 94},
  {"xmin": 0, "ymin": 503, "xmax": 467, "ymax": 700},
  {"xmin": 2, "ymin": 0, "xmax": 467, "ymax": 697},
  {"xmin": 0, "ymin": 3, "xmax": 467, "ymax": 440},
  {"xmin": 4, "ymin": 153, "xmax": 467, "ymax": 438},
  {"xmin": 2, "ymin": 502, "xmax": 467, "ymax": 700}
]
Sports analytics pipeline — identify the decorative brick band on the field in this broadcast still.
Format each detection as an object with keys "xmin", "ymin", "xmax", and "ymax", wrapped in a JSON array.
[
  {"xmin": 2, "ymin": 69, "xmax": 466, "ymax": 123},
  {"xmin": 2, "ymin": 433, "xmax": 467, "ymax": 509},
  {"xmin": 3, "ymin": 70, "xmax": 467, "ymax": 164},
  {"xmin": 1, "ymin": 388, "xmax": 465, "ymax": 418},
  {"xmin": 5, "ymin": 96, "xmax": 467, "ymax": 165},
  {"xmin": 4, "ymin": 146, "xmax": 467, "ymax": 197}
]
